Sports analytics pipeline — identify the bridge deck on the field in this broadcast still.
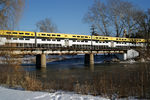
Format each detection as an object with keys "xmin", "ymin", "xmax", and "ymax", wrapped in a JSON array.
[{"xmin": 0, "ymin": 46, "xmax": 132, "ymax": 55}]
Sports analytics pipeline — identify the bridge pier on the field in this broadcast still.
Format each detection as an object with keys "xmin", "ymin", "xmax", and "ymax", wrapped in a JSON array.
[
  {"xmin": 36, "ymin": 53, "xmax": 46, "ymax": 68},
  {"xmin": 123, "ymin": 53, "xmax": 127, "ymax": 60},
  {"xmin": 84, "ymin": 53, "xmax": 94, "ymax": 65}
]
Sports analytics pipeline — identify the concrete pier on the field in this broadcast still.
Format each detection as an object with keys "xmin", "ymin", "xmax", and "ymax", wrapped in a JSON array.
[
  {"xmin": 36, "ymin": 54, "xmax": 46, "ymax": 68},
  {"xmin": 123, "ymin": 53, "xmax": 127, "ymax": 60},
  {"xmin": 84, "ymin": 53, "xmax": 94, "ymax": 65}
]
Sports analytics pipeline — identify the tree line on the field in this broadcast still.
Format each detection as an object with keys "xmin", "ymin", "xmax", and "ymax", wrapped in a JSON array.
[{"xmin": 84, "ymin": 0, "xmax": 150, "ymax": 39}]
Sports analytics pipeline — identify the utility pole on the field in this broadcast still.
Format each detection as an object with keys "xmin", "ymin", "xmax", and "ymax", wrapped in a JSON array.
[
  {"xmin": 90, "ymin": 25, "xmax": 96, "ymax": 51},
  {"xmin": 35, "ymin": 32, "xmax": 37, "ymax": 48}
]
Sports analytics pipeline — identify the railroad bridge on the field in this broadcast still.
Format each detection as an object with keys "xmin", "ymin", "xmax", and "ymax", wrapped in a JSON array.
[
  {"xmin": 0, "ymin": 46, "xmax": 140, "ymax": 68},
  {"xmin": 0, "ymin": 30, "xmax": 144, "ymax": 68}
]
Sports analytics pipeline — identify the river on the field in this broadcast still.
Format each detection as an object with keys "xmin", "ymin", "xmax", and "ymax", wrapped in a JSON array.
[{"xmin": 22, "ymin": 55, "xmax": 150, "ymax": 88}]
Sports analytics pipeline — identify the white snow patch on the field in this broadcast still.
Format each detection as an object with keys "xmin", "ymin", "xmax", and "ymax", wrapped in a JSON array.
[{"xmin": 0, "ymin": 86, "xmax": 109, "ymax": 100}]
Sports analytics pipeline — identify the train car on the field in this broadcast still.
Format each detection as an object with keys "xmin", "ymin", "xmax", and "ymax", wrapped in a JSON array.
[{"xmin": 0, "ymin": 30, "xmax": 146, "ymax": 49}]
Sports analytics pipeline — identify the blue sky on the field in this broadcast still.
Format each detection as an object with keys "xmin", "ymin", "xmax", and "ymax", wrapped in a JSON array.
[{"xmin": 18, "ymin": 0, "xmax": 150, "ymax": 35}]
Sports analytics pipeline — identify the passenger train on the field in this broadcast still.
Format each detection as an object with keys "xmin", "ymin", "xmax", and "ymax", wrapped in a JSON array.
[{"xmin": 0, "ymin": 30, "xmax": 146, "ymax": 49}]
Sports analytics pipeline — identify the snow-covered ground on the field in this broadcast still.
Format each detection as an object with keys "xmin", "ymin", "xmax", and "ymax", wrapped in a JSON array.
[{"xmin": 0, "ymin": 87, "xmax": 109, "ymax": 100}]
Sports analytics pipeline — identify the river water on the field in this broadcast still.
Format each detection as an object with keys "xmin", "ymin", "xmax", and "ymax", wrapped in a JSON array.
[{"xmin": 22, "ymin": 55, "xmax": 150, "ymax": 83}]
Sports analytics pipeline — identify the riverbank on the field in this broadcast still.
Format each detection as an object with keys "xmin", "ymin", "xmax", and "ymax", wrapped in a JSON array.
[{"xmin": 0, "ymin": 86, "xmax": 108, "ymax": 100}]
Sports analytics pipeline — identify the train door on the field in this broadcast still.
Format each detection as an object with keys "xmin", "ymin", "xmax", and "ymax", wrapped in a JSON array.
[
  {"xmin": 64, "ymin": 39, "xmax": 69, "ymax": 47},
  {"xmin": 0, "ymin": 37, "xmax": 5, "ymax": 45},
  {"xmin": 111, "ymin": 41, "xmax": 114, "ymax": 47}
]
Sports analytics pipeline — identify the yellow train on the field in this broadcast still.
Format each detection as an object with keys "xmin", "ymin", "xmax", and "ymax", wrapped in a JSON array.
[{"xmin": 0, "ymin": 30, "xmax": 146, "ymax": 48}]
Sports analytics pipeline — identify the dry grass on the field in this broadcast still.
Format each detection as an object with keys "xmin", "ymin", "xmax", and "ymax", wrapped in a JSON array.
[
  {"xmin": 37, "ymin": 64, "xmax": 150, "ymax": 99},
  {"xmin": 0, "ymin": 65, "xmax": 42, "ymax": 91},
  {"xmin": 0, "ymin": 49, "xmax": 42, "ymax": 91},
  {"xmin": 71, "ymin": 65, "xmax": 150, "ymax": 99}
]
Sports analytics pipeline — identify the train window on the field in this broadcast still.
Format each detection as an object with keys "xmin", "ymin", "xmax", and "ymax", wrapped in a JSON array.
[
  {"xmin": 85, "ymin": 36, "xmax": 88, "ymax": 38},
  {"xmin": 6, "ymin": 32, "xmax": 11, "ymax": 34},
  {"xmin": 47, "ymin": 39, "xmax": 51, "ymax": 41},
  {"xmin": 73, "ymin": 40, "xmax": 76, "ymax": 42},
  {"xmin": 77, "ymin": 36, "xmax": 80, "ymax": 38},
  {"xmin": 73, "ymin": 36, "xmax": 76, "ymax": 37},
  {"xmin": 85, "ymin": 40, "xmax": 88, "ymax": 42},
  {"xmin": 6, "ymin": 37, "xmax": 11, "ymax": 40},
  {"xmin": 25, "ymin": 38, "xmax": 30, "ymax": 40},
  {"xmin": 52, "ymin": 34, "xmax": 56, "ymax": 36},
  {"xmin": 52, "ymin": 39, "xmax": 55, "ymax": 41},
  {"xmin": 57, "ymin": 39, "xmax": 61, "ymax": 41},
  {"xmin": 106, "ymin": 38, "xmax": 108, "ymax": 39},
  {"xmin": 96, "ymin": 37, "xmax": 98, "ymax": 39},
  {"xmin": 19, "ymin": 38, "xmax": 24, "ymax": 40},
  {"xmin": 81, "ymin": 36, "xmax": 84, "ymax": 38},
  {"xmin": 13, "ymin": 38, "xmax": 17, "ymax": 40},
  {"xmin": 57, "ymin": 35, "xmax": 61, "ymax": 37},
  {"xmin": 42, "ymin": 39, "xmax": 46, "ymax": 41},
  {"xmin": 102, "ymin": 38, "xmax": 105, "ymax": 39},
  {"xmin": 42, "ymin": 34, "xmax": 46, "ymax": 36},
  {"xmin": 25, "ymin": 33, "xmax": 30, "ymax": 35},
  {"xmin": 99, "ymin": 37, "xmax": 101, "ymax": 39},
  {"xmin": 47, "ymin": 34, "xmax": 50, "ymax": 36},
  {"xmin": 13, "ymin": 32, "xmax": 17, "ymax": 34},
  {"xmin": 19, "ymin": 33, "xmax": 24, "ymax": 35},
  {"xmin": 77, "ymin": 40, "xmax": 80, "ymax": 42}
]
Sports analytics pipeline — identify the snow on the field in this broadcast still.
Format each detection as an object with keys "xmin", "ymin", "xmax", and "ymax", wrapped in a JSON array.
[{"xmin": 0, "ymin": 87, "xmax": 109, "ymax": 100}]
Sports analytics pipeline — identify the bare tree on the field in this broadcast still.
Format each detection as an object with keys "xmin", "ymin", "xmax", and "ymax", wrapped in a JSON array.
[
  {"xmin": 136, "ymin": 9, "xmax": 150, "ymax": 39},
  {"xmin": 0, "ymin": 0, "xmax": 25, "ymax": 30},
  {"xmin": 84, "ymin": 0, "xmax": 110, "ymax": 36},
  {"xmin": 36, "ymin": 18, "xmax": 58, "ymax": 33},
  {"xmin": 135, "ymin": 9, "xmax": 150, "ymax": 55},
  {"xmin": 84, "ymin": 0, "xmax": 142, "ymax": 37},
  {"xmin": 108, "ymin": 0, "xmax": 126, "ymax": 37}
]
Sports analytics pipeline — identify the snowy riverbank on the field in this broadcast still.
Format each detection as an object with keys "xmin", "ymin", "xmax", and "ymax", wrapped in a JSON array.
[{"xmin": 0, "ymin": 86, "xmax": 109, "ymax": 100}]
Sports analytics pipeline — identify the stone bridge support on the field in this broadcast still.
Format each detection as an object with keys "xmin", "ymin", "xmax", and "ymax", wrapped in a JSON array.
[
  {"xmin": 123, "ymin": 53, "xmax": 127, "ymax": 60},
  {"xmin": 84, "ymin": 53, "xmax": 94, "ymax": 65},
  {"xmin": 115, "ymin": 49, "xmax": 139, "ymax": 60},
  {"xmin": 36, "ymin": 53, "xmax": 46, "ymax": 68}
]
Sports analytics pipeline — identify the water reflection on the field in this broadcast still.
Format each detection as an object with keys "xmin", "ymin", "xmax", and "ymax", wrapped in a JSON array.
[
  {"xmin": 41, "ymin": 68, "xmax": 47, "ymax": 78},
  {"xmin": 90, "ymin": 64, "xmax": 94, "ymax": 72}
]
